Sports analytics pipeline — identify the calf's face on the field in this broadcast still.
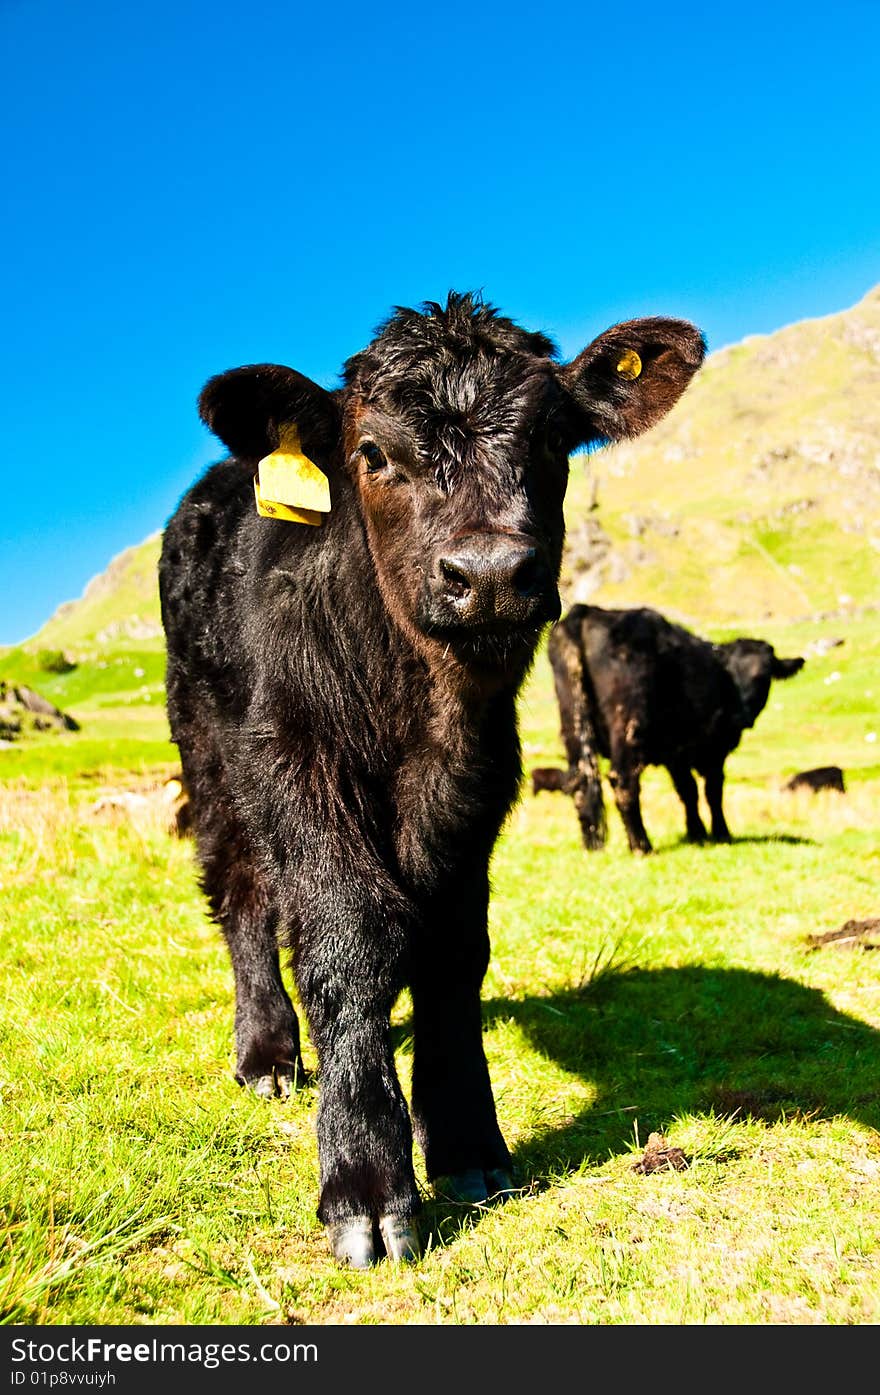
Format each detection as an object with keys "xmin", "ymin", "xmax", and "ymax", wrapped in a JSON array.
[
  {"xmin": 198, "ymin": 294, "xmax": 705, "ymax": 684},
  {"xmin": 346, "ymin": 356, "xmax": 569, "ymax": 678},
  {"xmin": 719, "ymin": 639, "xmax": 805, "ymax": 726}
]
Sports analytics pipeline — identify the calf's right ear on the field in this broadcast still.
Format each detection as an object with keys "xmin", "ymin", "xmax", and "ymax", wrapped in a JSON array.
[{"xmin": 198, "ymin": 364, "xmax": 341, "ymax": 462}]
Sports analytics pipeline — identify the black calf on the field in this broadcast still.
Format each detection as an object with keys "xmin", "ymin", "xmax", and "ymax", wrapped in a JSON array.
[{"xmin": 159, "ymin": 293, "xmax": 704, "ymax": 1263}]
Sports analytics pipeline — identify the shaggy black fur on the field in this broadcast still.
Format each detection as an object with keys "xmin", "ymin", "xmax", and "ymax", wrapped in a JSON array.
[
  {"xmin": 158, "ymin": 292, "xmax": 704, "ymax": 1263},
  {"xmin": 541, "ymin": 604, "xmax": 805, "ymax": 854}
]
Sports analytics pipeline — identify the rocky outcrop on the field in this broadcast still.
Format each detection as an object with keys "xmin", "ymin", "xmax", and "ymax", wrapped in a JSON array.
[{"xmin": 0, "ymin": 681, "xmax": 80, "ymax": 741}]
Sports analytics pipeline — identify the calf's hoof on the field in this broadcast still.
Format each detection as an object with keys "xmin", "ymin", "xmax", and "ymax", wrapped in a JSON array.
[
  {"xmin": 327, "ymin": 1217, "xmax": 375, "ymax": 1269},
  {"xmin": 433, "ymin": 1168, "xmax": 516, "ymax": 1205},
  {"xmin": 241, "ymin": 1059, "xmax": 310, "ymax": 1100},
  {"xmin": 327, "ymin": 1214, "xmax": 422, "ymax": 1269},
  {"xmin": 379, "ymin": 1215, "xmax": 422, "ymax": 1263},
  {"xmin": 579, "ymin": 829, "xmax": 607, "ymax": 852}
]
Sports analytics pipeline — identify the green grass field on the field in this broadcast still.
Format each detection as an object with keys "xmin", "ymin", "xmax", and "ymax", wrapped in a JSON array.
[{"xmin": 2, "ymin": 605, "xmax": 878, "ymax": 1325}]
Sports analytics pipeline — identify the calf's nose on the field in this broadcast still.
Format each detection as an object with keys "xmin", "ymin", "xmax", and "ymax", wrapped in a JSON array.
[{"xmin": 433, "ymin": 533, "xmax": 554, "ymax": 624}]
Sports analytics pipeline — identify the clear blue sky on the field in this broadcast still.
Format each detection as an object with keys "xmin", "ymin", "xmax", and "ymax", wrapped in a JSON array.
[{"xmin": 2, "ymin": 0, "xmax": 878, "ymax": 645}]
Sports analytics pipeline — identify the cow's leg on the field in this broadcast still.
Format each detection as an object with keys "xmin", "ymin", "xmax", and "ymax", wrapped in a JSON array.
[
  {"xmin": 292, "ymin": 883, "xmax": 422, "ymax": 1269},
  {"xmin": 409, "ymin": 870, "xmax": 513, "ymax": 1206},
  {"xmin": 703, "ymin": 763, "xmax": 732, "ymax": 841},
  {"xmin": 607, "ymin": 747, "xmax": 652, "ymax": 853},
  {"xmin": 667, "ymin": 761, "xmax": 707, "ymax": 843},
  {"xmin": 205, "ymin": 836, "xmax": 306, "ymax": 1099},
  {"xmin": 547, "ymin": 624, "xmax": 607, "ymax": 849},
  {"xmin": 179, "ymin": 729, "xmax": 305, "ymax": 1098}
]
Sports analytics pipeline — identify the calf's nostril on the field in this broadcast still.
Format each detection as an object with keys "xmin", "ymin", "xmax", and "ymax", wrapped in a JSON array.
[
  {"xmin": 439, "ymin": 558, "xmax": 472, "ymax": 596},
  {"xmin": 512, "ymin": 552, "xmax": 543, "ymax": 598}
]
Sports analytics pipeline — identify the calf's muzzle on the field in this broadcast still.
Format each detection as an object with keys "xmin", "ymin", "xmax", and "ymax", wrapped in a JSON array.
[{"xmin": 425, "ymin": 532, "xmax": 559, "ymax": 631}]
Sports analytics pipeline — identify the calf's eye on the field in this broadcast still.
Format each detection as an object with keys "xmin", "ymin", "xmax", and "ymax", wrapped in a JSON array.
[{"xmin": 360, "ymin": 442, "xmax": 387, "ymax": 473}]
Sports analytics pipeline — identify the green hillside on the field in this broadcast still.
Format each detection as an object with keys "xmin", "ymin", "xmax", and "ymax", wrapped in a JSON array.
[
  {"xmin": 35, "ymin": 531, "xmax": 164, "ymax": 651},
  {"xmin": 562, "ymin": 284, "xmax": 880, "ymax": 627},
  {"xmin": 0, "ymin": 533, "xmax": 170, "ymax": 778}
]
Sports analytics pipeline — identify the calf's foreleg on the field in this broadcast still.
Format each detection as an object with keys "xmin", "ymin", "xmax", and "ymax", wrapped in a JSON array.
[
  {"xmin": 292, "ymin": 875, "xmax": 422, "ymax": 1268},
  {"xmin": 410, "ymin": 868, "xmax": 513, "ymax": 1205}
]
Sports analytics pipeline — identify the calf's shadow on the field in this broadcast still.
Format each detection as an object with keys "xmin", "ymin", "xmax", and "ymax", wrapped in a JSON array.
[{"xmin": 410, "ymin": 963, "xmax": 880, "ymax": 1249}]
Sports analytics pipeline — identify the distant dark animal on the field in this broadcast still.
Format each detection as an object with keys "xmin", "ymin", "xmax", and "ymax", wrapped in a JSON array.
[
  {"xmin": 540, "ymin": 604, "xmax": 804, "ymax": 853},
  {"xmin": 532, "ymin": 766, "xmax": 576, "ymax": 795},
  {"xmin": 784, "ymin": 765, "xmax": 846, "ymax": 794},
  {"xmin": 159, "ymin": 292, "xmax": 704, "ymax": 1266}
]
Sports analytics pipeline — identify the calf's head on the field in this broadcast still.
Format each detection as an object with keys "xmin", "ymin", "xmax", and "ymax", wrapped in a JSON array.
[
  {"xmin": 199, "ymin": 293, "xmax": 705, "ymax": 684},
  {"xmin": 718, "ymin": 639, "xmax": 805, "ymax": 727}
]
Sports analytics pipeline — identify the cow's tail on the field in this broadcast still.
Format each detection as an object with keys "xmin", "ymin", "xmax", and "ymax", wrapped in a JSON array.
[{"xmin": 547, "ymin": 619, "xmax": 607, "ymax": 850}]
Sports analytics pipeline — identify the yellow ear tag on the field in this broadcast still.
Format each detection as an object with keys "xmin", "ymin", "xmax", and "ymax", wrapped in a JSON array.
[
  {"xmin": 616, "ymin": 349, "xmax": 642, "ymax": 381},
  {"xmin": 255, "ymin": 424, "xmax": 330, "ymax": 525},
  {"xmin": 253, "ymin": 476, "xmax": 324, "ymax": 525}
]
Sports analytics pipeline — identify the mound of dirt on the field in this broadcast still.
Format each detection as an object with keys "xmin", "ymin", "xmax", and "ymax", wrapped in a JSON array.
[
  {"xmin": 632, "ymin": 1132, "xmax": 690, "ymax": 1174},
  {"xmin": 807, "ymin": 918, "xmax": 880, "ymax": 950}
]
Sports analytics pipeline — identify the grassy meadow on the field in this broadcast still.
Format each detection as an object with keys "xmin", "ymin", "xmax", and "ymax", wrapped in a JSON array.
[{"xmin": 1, "ymin": 595, "xmax": 879, "ymax": 1325}]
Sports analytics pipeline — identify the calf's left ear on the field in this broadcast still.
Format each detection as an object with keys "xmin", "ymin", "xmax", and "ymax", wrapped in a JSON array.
[
  {"xmin": 773, "ymin": 655, "xmax": 805, "ymax": 679},
  {"xmin": 558, "ymin": 317, "xmax": 706, "ymax": 446}
]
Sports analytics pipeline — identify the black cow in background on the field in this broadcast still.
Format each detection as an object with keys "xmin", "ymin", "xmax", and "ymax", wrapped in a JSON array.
[
  {"xmin": 159, "ymin": 294, "xmax": 704, "ymax": 1267},
  {"xmin": 535, "ymin": 604, "xmax": 804, "ymax": 853}
]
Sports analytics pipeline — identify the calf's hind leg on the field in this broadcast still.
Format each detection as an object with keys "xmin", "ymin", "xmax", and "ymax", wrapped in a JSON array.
[
  {"xmin": 189, "ymin": 769, "xmax": 307, "ymax": 1098},
  {"xmin": 547, "ymin": 624, "xmax": 607, "ymax": 849},
  {"xmin": 608, "ymin": 743, "xmax": 652, "ymax": 854}
]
